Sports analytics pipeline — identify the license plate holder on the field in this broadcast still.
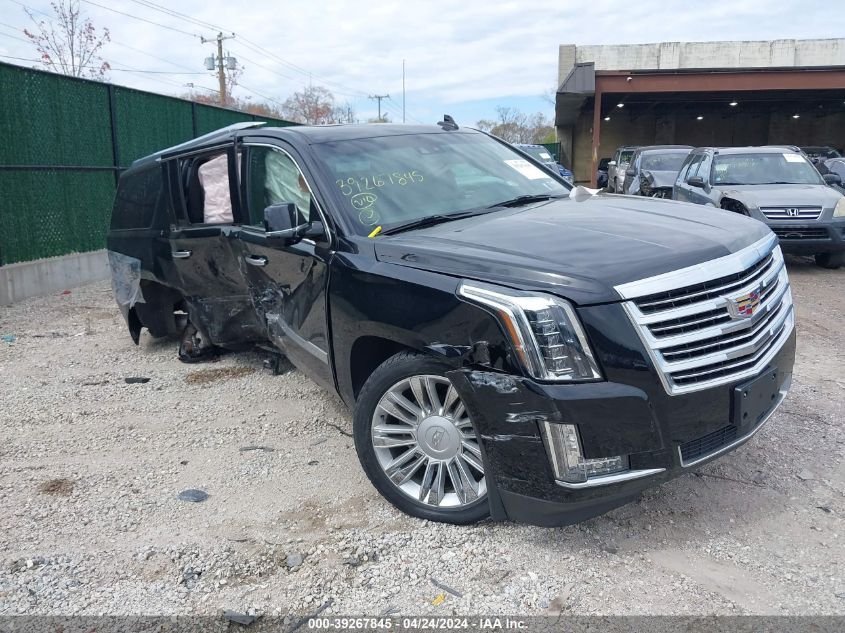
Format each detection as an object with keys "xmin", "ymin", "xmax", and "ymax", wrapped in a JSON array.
[{"xmin": 733, "ymin": 367, "xmax": 779, "ymax": 429}]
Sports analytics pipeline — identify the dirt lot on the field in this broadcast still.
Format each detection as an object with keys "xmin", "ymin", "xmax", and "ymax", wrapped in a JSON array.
[{"xmin": 0, "ymin": 256, "xmax": 843, "ymax": 618}]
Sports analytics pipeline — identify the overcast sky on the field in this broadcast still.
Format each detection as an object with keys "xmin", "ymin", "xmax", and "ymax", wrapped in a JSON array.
[{"xmin": 0, "ymin": 0, "xmax": 842, "ymax": 125}]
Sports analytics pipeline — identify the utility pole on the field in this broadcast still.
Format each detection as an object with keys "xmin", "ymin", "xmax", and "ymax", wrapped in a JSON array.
[
  {"xmin": 201, "ymin": 32, "xmax": 236, "ymax": 105},
  {"xmin": 369, "ymin": 94, "xmax": 389, "ymax": 122},
  {"xmin": 402, "ymin": 60, "xmax": 405, "ymax": 123}
]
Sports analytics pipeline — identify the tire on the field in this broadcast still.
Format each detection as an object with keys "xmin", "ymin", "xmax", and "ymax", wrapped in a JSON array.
[
  {"xmin": 814, "ymin": 252, "xmax": 845, "ymax": 269},
  {"xmin": 353, "ymin": 351, "xmax": 489, "ymax": 524}
]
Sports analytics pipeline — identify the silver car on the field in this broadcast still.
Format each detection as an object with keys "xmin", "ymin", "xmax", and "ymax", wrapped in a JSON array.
[
  {"xmin": 673, "ymin": 146, "xmax": 845, "ymax": 269},
  {"xmin": 607, "ymin": 145, "xmax": 637, "ymax": 193}
]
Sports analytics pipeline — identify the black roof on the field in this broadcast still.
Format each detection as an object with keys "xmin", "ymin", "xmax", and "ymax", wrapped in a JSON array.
[
  {"xmin": 130, "ymin": 122, "xmax": 477, "ymax": 169},
  {"xmin": 267, "ymin": 123, "xmax": 473, "ymax": 144}
]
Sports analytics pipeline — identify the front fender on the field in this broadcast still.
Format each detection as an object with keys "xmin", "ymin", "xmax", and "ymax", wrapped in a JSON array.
[{"xmin": 328, "ymin": 254, "xmax": 518, "ymax": 406}]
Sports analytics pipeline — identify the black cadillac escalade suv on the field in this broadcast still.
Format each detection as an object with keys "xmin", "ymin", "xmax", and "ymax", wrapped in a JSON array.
[{"xmin": 107, "ymin": 121, "xmax": 796, "ymax": 527}]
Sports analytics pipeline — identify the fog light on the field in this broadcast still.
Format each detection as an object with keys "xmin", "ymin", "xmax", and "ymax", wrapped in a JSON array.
[{"xmin": 541, "ymin": 422, "xmax": 629, "ymax": 483}]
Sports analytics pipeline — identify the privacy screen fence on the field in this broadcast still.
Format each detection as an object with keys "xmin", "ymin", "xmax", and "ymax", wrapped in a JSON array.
[{"xmin": 0, "ymin": 61, "xmax": 296, "ymax": 265}]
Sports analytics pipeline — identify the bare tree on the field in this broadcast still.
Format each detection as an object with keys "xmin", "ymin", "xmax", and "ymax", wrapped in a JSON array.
[
  {"xmin": 24, "ymin": 0, "xmax": 110, "ymax": 79},
  {"xmin": 281, "ymin": 86, "xmax": 345, "ymax": 125},
  {"xmin": 476, "ymin": 107, "xmax": 554, "ymax": 144},
  {"xmin": 221, "ymin": 64, "xmax": 243, "ymax": 107}
]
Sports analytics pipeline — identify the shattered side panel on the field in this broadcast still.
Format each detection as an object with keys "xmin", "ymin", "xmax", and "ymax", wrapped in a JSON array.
[
  {"xmin": 181, "ymin": 295, "xmax": 265, "ymax": 347},
  {"xmin": 236, "ymin": 232, "xmax": 334, "ymax": 391},
  {"xmin": 108, "ymin": 250, "xmax": 145, "ymax": 315}
]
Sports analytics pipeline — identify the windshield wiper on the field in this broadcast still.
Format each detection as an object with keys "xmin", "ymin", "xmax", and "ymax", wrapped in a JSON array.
[
  {"xmin": 486, "ymin": 193, "xmax": 563, "ymax": 208},
  {"xmin": 380, "ymin": 210, "xmax": 491, "ymax": 236}
]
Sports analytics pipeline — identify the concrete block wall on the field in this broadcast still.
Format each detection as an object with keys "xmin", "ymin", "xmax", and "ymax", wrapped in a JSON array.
[
  {"xmin": 558, "ymin": 38, "xmax": 845, "ymax": 84},
  {"xmin": 0, "ymin": 250, "xmax": 110, "ymax": 305}
]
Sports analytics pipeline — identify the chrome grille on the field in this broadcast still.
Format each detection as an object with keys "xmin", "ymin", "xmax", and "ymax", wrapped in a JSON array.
[
  {"xmin": 760, "ymin": 207, "xmax": 822, "ymax": 220},
  {"xmin": 616, "ymin": 234, "xmax": 794, "ymax": 395}
]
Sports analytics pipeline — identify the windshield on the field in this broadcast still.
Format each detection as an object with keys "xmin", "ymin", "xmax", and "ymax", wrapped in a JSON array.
[
  {"xmin": 312, "ymin": 132, "xmax": 570, "ymax": 235},
  {"xmin": 713, "ymin": 152, "xmax": 825, "ymax": 186},
  {"xmin": 619, "ymin": 150, "xmax": 635, "ymax": 164},
  {"xmin": 641, "ymin": 151, "xmax": 690, "ymax": 172},
  {"xmin": 520, "ymin": 146, "xmax": 554, "ymax": 164}
]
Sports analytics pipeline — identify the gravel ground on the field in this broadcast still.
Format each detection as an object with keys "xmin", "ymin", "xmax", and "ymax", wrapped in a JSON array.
[{"xmin": 0, "ymin": 255, "xmax": 843, "ymax": 618}]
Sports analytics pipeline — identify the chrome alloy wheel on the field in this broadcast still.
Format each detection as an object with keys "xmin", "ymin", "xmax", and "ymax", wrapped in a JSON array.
[{"xmin": 371, "ymin": 375, "xmax": 486, "ymax": 508}]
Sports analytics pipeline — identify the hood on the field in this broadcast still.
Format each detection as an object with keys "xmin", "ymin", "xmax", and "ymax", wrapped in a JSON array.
[
  {"xmin": 719, "ymin": 183, "xmax": 843, "ymax": 209},
  {"xmin": 642, "ymin": 170, "xmax": 678, "ymax": 189},
  {"xmin": 374, "ymin": 195, "xmax": 771, "ymax": 305}
]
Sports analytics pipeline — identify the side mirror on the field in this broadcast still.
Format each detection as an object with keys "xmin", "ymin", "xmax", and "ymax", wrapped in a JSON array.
[
  {"xmin": 625, "ymin": 168, "xmax": 636, "ymax": 177},
  {"xmin": 263, "ymin": 203, "xmax": 308, "ymax": 241},
  {"xmin": 688, "ymin": 176, "xmax": 706, "ymax": 188},
  {"xmin": 608, "ymin": 160, "xmax": 617, "ymax": 167},
  {"xmin": 823, "ymin": 173, "xmax": 843, "ymax": 186}
]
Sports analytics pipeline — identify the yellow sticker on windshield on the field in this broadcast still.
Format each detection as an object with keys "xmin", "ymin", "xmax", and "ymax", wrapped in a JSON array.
[{"xmin": 504, "ymin": 159, "xmax": 547, "ymax": 180}]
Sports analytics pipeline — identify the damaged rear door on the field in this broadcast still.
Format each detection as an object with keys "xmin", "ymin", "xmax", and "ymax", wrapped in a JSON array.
[
  {"xmin": 237, "ymin": 142, "xmax": 334, "ymax": 391},
  {"xmin": 165, "ymin": 143, "xmax": 264, "ymax": 346}
]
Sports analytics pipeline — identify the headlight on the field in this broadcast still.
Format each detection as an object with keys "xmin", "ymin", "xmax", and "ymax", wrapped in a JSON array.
[
  {"xmin": 457, "ymin": 281, "xmax": 602, "ymax": 382},
  {"xmin": 834, "ymin": 197, "xmax": 845, "ymax": 218}
]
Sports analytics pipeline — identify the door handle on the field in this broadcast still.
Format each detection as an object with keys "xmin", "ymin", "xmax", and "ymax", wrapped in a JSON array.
[
  {"xmin": 172, "ymin": 250, "xmax": 192, "ymax": 259},
  {"xmin": 245, "ymin": 255, "xmax": 268, "ymax": 267}
]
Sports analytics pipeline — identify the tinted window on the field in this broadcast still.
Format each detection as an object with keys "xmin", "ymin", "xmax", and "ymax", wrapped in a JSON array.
[
  {"xmin": 312, "ymin": 132, "xmax": 570, "ymax": 235},
  {"xmin": 641, "ymin": 151, "xmax": 691, "ymax": 172},
  {"xmin": 245, "ymin": 146, "xmax": 312, "ymax": 227},
  {"xmin": 111, "ymin": 166, "xmax": 162, "ymax": 231},
  {"xmin": 697, "ymin": 153, "xmax": 713, "ymax": 183},
  {"xmin": 520, "ymin": 146, "xmax": 554, "ymax": 164},
  {"xmin": 619, "ymin": 150, "xmax": 635, "ymax": 164},
  {"xmin": 676, "ymin": 153, "xmax": 697, "ymax": 183},
  {"xmin": 713, "ymin": 152, "xmax": 825, "ymax": 186}
]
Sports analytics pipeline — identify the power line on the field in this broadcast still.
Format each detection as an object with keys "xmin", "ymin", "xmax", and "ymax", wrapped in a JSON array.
[
  {"xmin": 126, "ymin": 0, "xmax": 219, "ymax": 31},
  {"xmin": 78, "ymin": 0, "xmax": 200, "ymax": 38},
  {"xmin": 0, "ymin": 30, "xmax": 33, "ymax": 45},
  {"xmin": 238, "ymin": 82, "xmax": 286, "ymax": 108},
  {"xmin": 369, "ymin": 94, "xmax": 390, "ymax": 122},
  {"xmin": 120, "ymin": 0, "xmax": 373, "ymax": 99},
  {"xmin": 0, "ymin": 50, "xmax": 204, "ymax": 75},
  {"xmin": 110, "ymin": 39, "xmax": 200, "ymax": 73},
  {"xmin": 7, "ymin": 0, "xmax": 386, "ymax": 117},
  {"xmin": 388, "ymin": 95, "xmax": 422, "ymax": 124}
]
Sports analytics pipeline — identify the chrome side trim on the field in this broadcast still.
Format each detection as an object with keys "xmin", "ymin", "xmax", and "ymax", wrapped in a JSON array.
[
  {"xmin": 270, "ymin": 316, "xmax": 329, "ymax": 365},
  {"xmin": 614, "ymin": 233, "xmax": 778, "ymax": 300},
  {"xmin": 679, "ymin": 385, "xmax": 788, "ymax": 468},
  {"xmin": 555, "ymin": 468, "xmax": 666, "ymax": 489}
]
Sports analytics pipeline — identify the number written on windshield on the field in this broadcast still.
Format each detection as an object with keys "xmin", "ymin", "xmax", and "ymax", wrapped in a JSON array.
[{"xmin": 336, "ymin": 171, "xmax": 424, "ymax": 196}]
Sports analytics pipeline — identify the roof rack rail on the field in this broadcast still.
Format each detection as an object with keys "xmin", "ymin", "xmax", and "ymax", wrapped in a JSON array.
[{"xmin": 161, "ymin": 121, "xmax": 267, "ymax": 156}]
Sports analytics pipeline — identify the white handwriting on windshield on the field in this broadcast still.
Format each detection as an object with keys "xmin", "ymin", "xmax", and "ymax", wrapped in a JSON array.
[{"xmin": 336, "ymin": 171, "xmax": 423, "ymax": 196}]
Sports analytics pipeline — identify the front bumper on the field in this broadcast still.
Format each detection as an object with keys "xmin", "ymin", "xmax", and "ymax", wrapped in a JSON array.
[
  {"xmin": 447, "ymin": 325, "xmax": 796, "ymax": 527},
  {"xmin": 767, "ymin": 218, "xmax": 845, "ymax": 254}
]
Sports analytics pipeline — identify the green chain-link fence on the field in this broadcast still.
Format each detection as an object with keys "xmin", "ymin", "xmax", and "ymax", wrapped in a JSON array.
[{"xmin": 0, "ymin": 61, "xmax": 297, "ymax": 265}]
